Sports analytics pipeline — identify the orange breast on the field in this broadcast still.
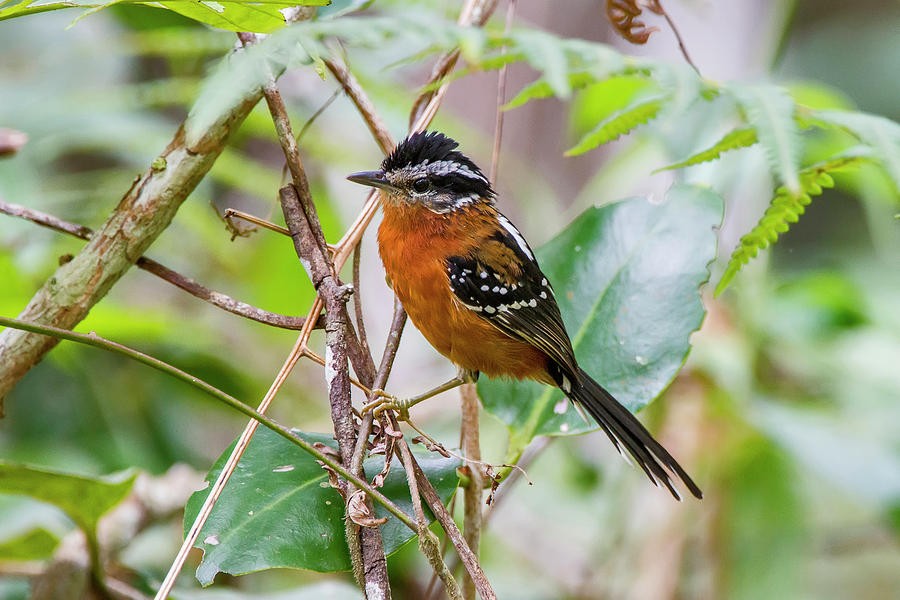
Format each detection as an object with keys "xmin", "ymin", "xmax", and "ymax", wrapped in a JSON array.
[{"xmin": 377, "ymin": 202, "xmax": 550, "ymax": 382}]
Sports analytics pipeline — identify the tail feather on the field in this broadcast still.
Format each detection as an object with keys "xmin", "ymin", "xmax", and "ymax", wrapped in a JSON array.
[{"xmin": 569, "ymin": 367, "xmax": 702, "ymax": 500}]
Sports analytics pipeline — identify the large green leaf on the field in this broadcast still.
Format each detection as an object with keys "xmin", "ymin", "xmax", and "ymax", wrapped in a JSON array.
[
  {"xmin": 0, "ymin": 0, "xmax": 329, "ymax": 32},
  {"xmin": 479, "ymin": 185, "xmax": 722, "ymax": 455},
  {"xmin": 0, "ymin": 462, "xmax": 135, "ymax": 534},
  {"xmin": 185, "ymin": 427, "xmax": 461, "ymax": 583}
]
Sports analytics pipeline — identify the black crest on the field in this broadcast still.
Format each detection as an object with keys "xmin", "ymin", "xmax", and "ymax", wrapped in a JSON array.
[{"xmin": 382, "ymin": 131, "xmax": 494, "ymax": 199}]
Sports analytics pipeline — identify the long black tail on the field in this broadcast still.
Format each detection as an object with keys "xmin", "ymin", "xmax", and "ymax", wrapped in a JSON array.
[{"xmin": 568, "ymin": 367, "xmax": 702, "ymax": 500}]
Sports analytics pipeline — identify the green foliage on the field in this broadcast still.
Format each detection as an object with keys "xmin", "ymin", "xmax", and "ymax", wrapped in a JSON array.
[
  {"xmin": 716, "ymin": 152, "xmax": 875, "ymax": 295},
  {"xmin": 479, "ymin": 184, "xmax": 722, "ymax": 462},
  {"xmin": 656, "ymin": 127, "xmax": 758, "ymax": 172},
  {"xmin": 0, "ymin": 0, "xmax": 329, "ymax": 32},
  {"xmin": 565, "ymin": 95, "xmax": 666, "ymax": 156},
  {"xmin": 0, "ymin": 462, "xmax": 135, "ymax": 537},
  {"xmin": 0, "ymin": 528, "xmax": 59, "ymax": 561},
  {"xmin": 729, "ymin": 84, "xmax": 802, "ymax": 193},
  {"xmin": 184, "ymin": 427, "xmax": 460, "ymax": 582}
]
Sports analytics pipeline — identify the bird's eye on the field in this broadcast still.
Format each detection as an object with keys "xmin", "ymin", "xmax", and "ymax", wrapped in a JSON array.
[{"xmin": 411, "ymin": 178, "xmax": 431, "ymax": 193}]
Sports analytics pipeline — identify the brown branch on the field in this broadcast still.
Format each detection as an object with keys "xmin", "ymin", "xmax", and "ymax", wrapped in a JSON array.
[
  {"xmin": 459, "ymin": 383, "xmax": 484, "ymax": 600},
  {"xmin": 413, "ymin": 460, "xmax": 497, "ymax": 600},
  {"xmin": 397, "ymin": 438, "xmax": 462, "ymax": 600},
  {"xmin": 325, "ymin": 58, "xmax": 395, "ymax": 155},
  {"xmin": 0, "ymin": 199, "xmax": 317, "ymax": 331},
  {"xmin": 279, "ymin": 184, "xmax": 390, "ymax": 597},
  {"xmin": 0, "ymin": 66, "xmax": 265, "ymax": 411}
]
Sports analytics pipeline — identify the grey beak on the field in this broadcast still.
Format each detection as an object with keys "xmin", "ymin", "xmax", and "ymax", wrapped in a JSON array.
[{"xmin": 347, "ymin": 170, "xmax": 395, "ymax": 192}]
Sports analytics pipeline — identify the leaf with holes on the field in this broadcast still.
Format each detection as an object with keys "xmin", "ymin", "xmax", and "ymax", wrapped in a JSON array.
[
  {"xmin": 184, "ymin": 427, "xmax": 461, "ymax": 583},
  {"xmin": 479, "ymin": 185, "xmax": 722, "ymax": 457}
]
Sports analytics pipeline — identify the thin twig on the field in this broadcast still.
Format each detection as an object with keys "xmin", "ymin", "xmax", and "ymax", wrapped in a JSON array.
[
  {"xmin": 325, "ymin": 58, "xmax": 395, "ymax": 154},
  {"xmin": 489, "ymin": 0, "xmax": 517, "ymax": 182},
  {"xmin": 297, "ymin": 86, "xmax": 344, "ymax": 144},
  {"xmin": 223, "ymin": 208, "xmax": 291, "ymax": 236},
  {"xmin": 413, "ymin": 461, "xmax": 497, "ymax": 600},
  {"xmin": 397, "ymin": 439, "xmax": 462, "ymax": 600},
  {"xmin": 658, "ymin": 6, "xmax": 700, "ymax": 75},
  {"xmin": 0, "ymin": 199, "xmax": 314, "ymax": 331},
  {"xmin": 352, "ymin": 242, "xmax": 370, "ymax": 359},
  {"xmin": 0, "ymin": 315, "xmax": 415, "ymax": 529}
]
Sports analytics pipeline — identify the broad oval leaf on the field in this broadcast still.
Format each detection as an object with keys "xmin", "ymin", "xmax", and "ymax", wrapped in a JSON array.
[
  {"xmin": 479, "ymin": 185, "xmax": 722, "ymax": 447},
  {"xmin": 0, "ymin": 462, "xmax": 135, "ymax": 535},
  {"xmin": 184, "ymin": 427, "xmax": 461, "ymax": 583}
]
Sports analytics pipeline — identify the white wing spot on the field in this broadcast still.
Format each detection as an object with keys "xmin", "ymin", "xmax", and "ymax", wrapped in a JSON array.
[
  {"xmin": 480, "ymin": 285, "xmax": 489, "ymax": 291},
  {"xmin": 480, "ymin": 271, "xmax": 488, "ymax": 279},
  {"xmin": 484, "ymin": 305, "xmax": 496, "ymax": 314},
  {"xmin": 540, "ymin": 291, "xmax": 548, "ymax": 299},
  {"xmin": 528, "ymin": 299, "xmax": 537, "ymax": 307},
  {"xmin": 541, "ymin": 278, "xmax": 548, "ymax": 286},
  {"xmin": 499, "ymin": 288, "xmax": 507, "ymax": 295}
]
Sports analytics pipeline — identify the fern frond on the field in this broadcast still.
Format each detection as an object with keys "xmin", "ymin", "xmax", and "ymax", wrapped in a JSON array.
[
  {"xmin": 812, "ymin": 110, "xmax": 900, "ymax": 193},
  {"xmin": 655, "ymin": 126, "xmax": 758, "ymax": 172},
  {"xmin": 730, "ymin": 84, "xmax": 801, "ymax": 194},
  {"xmin": 565, "ymin": 95, "xmax": 666, "ymax": 156},
  {"xmin": 716, "ymin": 154, "xmax": 870, "ymax": 295},
  {"xmin": 504, "ymin": 72, "xmax": 598, "ymax": 110}
]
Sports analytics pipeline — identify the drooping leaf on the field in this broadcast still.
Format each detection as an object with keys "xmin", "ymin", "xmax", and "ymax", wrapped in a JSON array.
[
  {"xmin": 715, "ymin": 151, "xmax": 872, "ymax": 295},
  {"xmin": 0, "ymin": 528, "xmax": 60, "ymax": 561},
  {"xmin": 812, "ymin": 109, "xmax": 900, "ymax": 193},
  {"xmin": 655, "ymin": 126, "xmax": 758, "ymax": 172},
  {"xmin": 479, "ymin": 185, "xmax": 722, "ymax": 455},
  {"xmin": 0, "ymin": 462, "xmax": 135, "ymax": 535},
  {"xmin": 565, "ymin": 94, "xmax": 666, "ymax": 156},
  {"xmin": 184, "ymin": 427, "xmax": 460, "ymax": 583},
  {"xmin": 730, "ymin": 84, "xmax": 801, "ymax": 194}
]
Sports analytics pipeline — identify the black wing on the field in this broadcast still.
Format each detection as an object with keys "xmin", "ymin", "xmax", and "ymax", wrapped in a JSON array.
[{"xmin": 446, "ymin": 212, "xmax": 579, "ymax": 386}]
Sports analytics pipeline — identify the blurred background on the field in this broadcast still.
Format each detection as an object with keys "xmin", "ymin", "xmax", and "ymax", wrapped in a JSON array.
[{"xmin": 1, "ymin": 0, "xmax": 899, "ymax": 598}]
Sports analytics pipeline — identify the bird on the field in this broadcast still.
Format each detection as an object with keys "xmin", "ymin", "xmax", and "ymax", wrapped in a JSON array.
[{"xmin": 347, "ymin": 131, "xmax": 701, "ymax": 500}]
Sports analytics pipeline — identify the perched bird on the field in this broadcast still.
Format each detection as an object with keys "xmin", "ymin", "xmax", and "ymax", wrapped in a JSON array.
[{"xmin": 348, "ymin": 131, "xmax": 701, "ymax": 500}]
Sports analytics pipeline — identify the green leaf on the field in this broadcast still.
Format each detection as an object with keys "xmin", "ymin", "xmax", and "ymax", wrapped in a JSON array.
[
  {"xmin": 655, "ymin": 126, "xmax": 758, "ymax": 172},
  {"xmin": 480, "ymin": 185, "xmax": 722, "ymax": 455},
  {"xmin": 564, "ymin": 95, "xmax": 666, "ymax": 156},
  {"xmin": 185, "ymin": 427, "xmax": 461, "ymax": 582},
  {"xmin": 0, "ymin": 528, "xmax": 60, "ymax": 561},
  {"xmin": 504, "ymin": 72, "xmax": 598, "ymax": 110},
  {"xmin": 812, "ymin": 109, "xmax": 900, "ymax": 193},
  {"xmin": 0, "ymin": 0, "xmax": 329, "ymax": 31},
  {"xmin": 0, "ymin": 462, "xmax": 135, "ymax": 535},
  {"xmin": 729, "ymin": 84, "xmax": 802, "ymax": 194},
  {"xmin": 715, "ymin": 152, "xmax": 871, "ymax": 295},
  {"xmin": 509, "ymin": 29, "xmax": 572, "ymax": 98}
]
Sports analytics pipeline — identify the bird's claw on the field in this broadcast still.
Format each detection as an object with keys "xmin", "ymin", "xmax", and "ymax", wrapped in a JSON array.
[{"xmin": 362, "ymin": 389, "xmax": 412, "ymax": 421}]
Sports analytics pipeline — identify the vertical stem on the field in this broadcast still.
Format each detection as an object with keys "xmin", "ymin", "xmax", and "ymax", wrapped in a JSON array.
[{"xmin": 459, "ymin": 383, "xmax": 483, "ymax": 600}]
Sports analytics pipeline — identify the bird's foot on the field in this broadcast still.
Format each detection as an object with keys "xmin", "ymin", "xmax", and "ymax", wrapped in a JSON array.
[{"xmin": 362, "ymin": 389, "xmax": 413, "ymax": 421}]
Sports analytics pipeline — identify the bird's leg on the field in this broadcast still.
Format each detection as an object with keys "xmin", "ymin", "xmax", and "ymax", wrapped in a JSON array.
[{"xmin": 362, "ymin": 368, "xmax": 478, "ymax": 421}]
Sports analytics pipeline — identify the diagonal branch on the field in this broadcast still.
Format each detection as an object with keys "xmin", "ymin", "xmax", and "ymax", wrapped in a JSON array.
[
  {"xmin": 0, "ymin": 199, "xmax": 316, "ymax": 331},
  {"xmin": 0, "ymin": 71, "xmax": 265, "ymax": 412}
]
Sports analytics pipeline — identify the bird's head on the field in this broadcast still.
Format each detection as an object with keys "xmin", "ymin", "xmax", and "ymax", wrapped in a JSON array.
[{"xmin": 347, "ymin": 131, "xmax": 495, "ymax": 213}]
